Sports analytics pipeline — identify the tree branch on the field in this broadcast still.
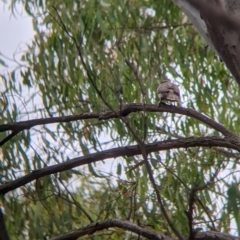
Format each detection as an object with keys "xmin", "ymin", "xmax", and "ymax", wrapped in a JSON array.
[
  {"xmin": 50, "ymin": 218, "xmax": 174, "ymax": 240},
  {"xmin": 0, "ymin": 130, "xmax": 21, "ymax": 146},
  {"xmin": 172, "ymin": 0, "xmax": 240, "ymax": 86},
  {"xmin": 186, "ymin": 166, "xmax": 221, "ymax": 239},
  {"xmin": 1, "ymin": 104, "xmax": 238, "ymax": 146},
  {"xmin": 140, "ymin": 146, "xmax": 183, "ymax": 240},
  {"xmin": 0, "ymin": 136, "xmax": 237, "ymax": 195},
  {"xmin": 195, "ymin": 231, "xmax": 240, "ymax": 240},
  {"xmin": 49, "ymin": 218, "xmax": 240, "ymax": 240},
  {"xmin": 0, "ymin": 208, "xmax": 10, "ymax": 240},
  {"xmin": 156, "ymin": 159, "xmax": 217, "ymax": 231}
]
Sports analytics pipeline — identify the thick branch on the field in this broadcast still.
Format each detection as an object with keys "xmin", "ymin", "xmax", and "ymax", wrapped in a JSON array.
[
  {"xmin": 0, "ymin": 136, "xmax": 238, "ymax": 195},
  {"xmin": 189, "ymin": 0, "xmax": 240, "ymax": 86},
  {"xmin": 99, "ymin": 104, "xmax": 236, "ymax": 139},
  {"xmin": 0, "ymin": 209, "xmax": 10, "ymax": 240},
  {"xmin": 50, "ymin": 218, "xmax": 173, "ymax": 240},
  {"xmin": 1, "ymin": 104, "xmax": 238, "ymax": 145},
  {"xmin": 195, "ymin": 231, "xmax": 240, "ymax": 240},
  {"xmin": 172, "ymin": 0, "xmax": 240, "ymax": 86},
  {"xmin": 50, "ymin": 219, "xmax": 240, "ymax": 240},
  {"xmin": 0, "ymin": 112, "xmax": 99, "ymax": 132}
]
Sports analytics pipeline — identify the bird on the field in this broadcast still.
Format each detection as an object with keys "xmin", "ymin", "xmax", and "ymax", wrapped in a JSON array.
[{"xmin": 157, "ymin": 80, "xmax": 182, "ymax": 106}]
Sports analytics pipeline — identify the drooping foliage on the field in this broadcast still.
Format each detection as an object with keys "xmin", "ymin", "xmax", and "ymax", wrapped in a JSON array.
[{"xmin": 0, "ymin": 0, "xmax": 240, "ymax": 239}]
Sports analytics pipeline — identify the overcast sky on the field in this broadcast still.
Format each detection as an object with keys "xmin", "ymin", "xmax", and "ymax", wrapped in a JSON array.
[{"xmin": 0, "ymin": 2, "xmax": 33, "ymax": 68}]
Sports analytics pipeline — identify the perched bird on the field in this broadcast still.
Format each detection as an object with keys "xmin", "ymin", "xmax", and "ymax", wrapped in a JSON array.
[{"xmin": 157, "ymin": 80, "xmax": 182, "ymax": 106}]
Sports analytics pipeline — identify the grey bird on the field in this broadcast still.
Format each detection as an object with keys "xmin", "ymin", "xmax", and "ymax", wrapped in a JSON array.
[{"xmin": 157, "ymin": 80, "xmax": 182, "ymax": 106}]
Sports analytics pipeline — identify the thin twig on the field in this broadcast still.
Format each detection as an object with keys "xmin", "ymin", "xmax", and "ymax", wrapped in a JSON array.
[
  {"xmin": 0, "ymin": 130, "xmax": 20, "ymax": 146},
  {"xmin": 140, "ymin": 147, "xmax": 184, "ymax": 240},
  {"xmin": 58, "ymin": 179, "xmax": 94, "ymax": 223},
  {"xmin": 186, "ymin": 166, "xmax": 221, "ymax": 239}
]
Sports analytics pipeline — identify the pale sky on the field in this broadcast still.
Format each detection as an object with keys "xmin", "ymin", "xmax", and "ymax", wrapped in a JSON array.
[{"xmin": 0, "ymin": 2, "xmax": 33, "ymax": 68}]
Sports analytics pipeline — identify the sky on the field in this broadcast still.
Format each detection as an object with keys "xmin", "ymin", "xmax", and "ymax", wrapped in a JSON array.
[{"xmin": 0, "ymin": 2, "xmax": 34, "ymax": 69}]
